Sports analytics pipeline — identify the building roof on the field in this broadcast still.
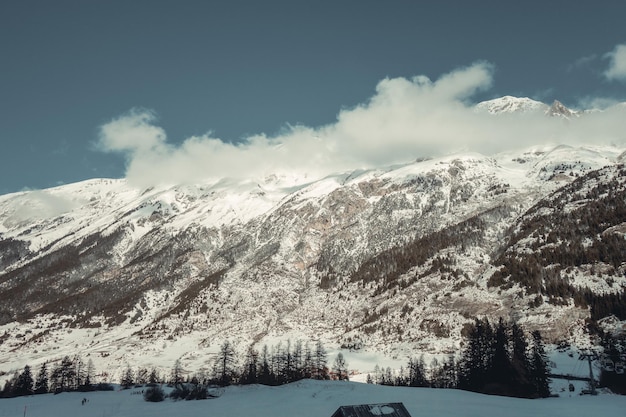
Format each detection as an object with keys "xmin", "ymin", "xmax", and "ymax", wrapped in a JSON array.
[{"xmin": 331, "ymin": 403, "xmax": 413, "ymax": 417}]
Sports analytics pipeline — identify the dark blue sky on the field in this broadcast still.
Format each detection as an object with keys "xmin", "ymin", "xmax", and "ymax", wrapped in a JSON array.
[{"xmin": 1, "ymin": 0, "xmax": 626, "ymax": 194}]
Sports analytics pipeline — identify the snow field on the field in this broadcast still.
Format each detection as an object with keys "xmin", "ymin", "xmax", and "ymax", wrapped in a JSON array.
[{"xmin": 1, "ymin": 379, "xmax": 624, "ymax": 417}]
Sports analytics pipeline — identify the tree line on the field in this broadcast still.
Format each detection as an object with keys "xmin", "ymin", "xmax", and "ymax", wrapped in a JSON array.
[
  {"xmin": 1, "ymin": 355, "xmax": 113, "ymax": 398},
  {"xmin": 366, "ymin": 318, "xmax": 551, "ymax": 399},
  {"xmin": 1, "ymin": 322, "xmax": 550, "ymax": 401},
  {"xmin": 0, "ymin": 339, "xmax": 349, "ymax": 400}
]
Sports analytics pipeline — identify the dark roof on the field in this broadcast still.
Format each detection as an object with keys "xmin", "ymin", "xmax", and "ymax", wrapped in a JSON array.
[{"xmin": 331, "ymin": 403, "xmax": 413, "ymax": 417}]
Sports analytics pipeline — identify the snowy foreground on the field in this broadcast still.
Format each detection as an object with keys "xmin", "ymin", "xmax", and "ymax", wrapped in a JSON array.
[{"xmin": 1, "ymin": 380, "xmax": 624, "ymax": 417}]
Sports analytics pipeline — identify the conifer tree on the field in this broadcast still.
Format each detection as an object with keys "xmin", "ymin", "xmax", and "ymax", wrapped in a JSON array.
[
  {"xmin": 149, "ymin": 368, "xmax": 160, "ymax": 384},
  {"xmin": 50, "ymin": 356, "xmax": 76, "ymax": 393},
  {"xmin": 258, "ymin": 345, "xmax": 273, "ymax": 385},
  {"xmin": 136, "ymin": 367, "xmax": 148, "ymax": 385},
  {"xmin": 121, "ymin": 366, "xmax": 134, "ymax": 389},
  {"xmin": 302, "ymin": 341, "xmax": 314, "ymax": 379},
  {"xmin": 489, "ymin": 318, "xmax": 512, "ymax": 387},
  {"xmin": 241, "ymin": 348, "xmax": 259, "ymax": 385},
  {"xmin": 313, "ymin": 340, "xmax": 328, "ymax": 380},
  {"xmin": 407, "ymin": 357, "xmax": 427, "ymax": 387},
  {"xmin": 84, "ymin": 359, "xmax": 96, "ymax": 390},
  {"xmin": 73, "ymin": 355, "xmax": 85, "ymax": 389},
  {"xmin": 14, "ymin": 365, "xmax": 34, "ymax": 396},
  {"xmin": 171, "ymin": 359, "xmax": 184, "ymax": 386},
  {"xmin": 34, "ymin": 362, "xmax": 49, "ymax": 394},
  {"xmin": 1, "ymin": 371, "xmax": 18, "ymax": 397},
  {"xmin": 510, "ymin": 323, "xmax": 532, "ymax": 395},
  {"xmin": 373, "ymin": 364, "xmax": 381, "ymax": 384},
  {"xmin": 216, "ymin": 340, "xmax": 236, "ymax": 386},
  {"xmin": 530, "ymin": 330, "xmax": 551, "ymax": 398},
  {"xmin": 292, "ymin": 339, "xmax": 304, "ymax": 381},
  {"xmin": 458, "ymin": 318, "xmax": 490, "ymax": 391},
  {"xmin": 332, "ymin": 352, "xmax": 349, "ymax": 381}
]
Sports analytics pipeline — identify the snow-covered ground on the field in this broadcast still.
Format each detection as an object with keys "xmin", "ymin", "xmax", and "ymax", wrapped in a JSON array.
[{"xmin": 0, "ymin": 379, "xmax": 623, "ymax": 417}]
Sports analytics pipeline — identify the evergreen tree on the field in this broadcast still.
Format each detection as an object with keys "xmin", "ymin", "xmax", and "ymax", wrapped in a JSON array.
[
  {"xmin": 34, "ymin": 362, "xmax": 49, "ymax": 394},
  {"xmin": 430, "ymin": 356, "xmax": 456, "ymax": 388},
  {"xmin": 61, "ymin": 356, "xmax": 77, "ymax": 391},
  {"xmin": 383, "ymin": 367, "xmax": 394, "ymax": 386},
  {"xmin": 510, "ymin": 323, "xmax": 532, "ymax": 395},
  {"xmin": 458, "ymin": 318, "xmax": 491, "ymax": 391},
  {"xmin": 395, "ymin": 366, "xmax": 407, "ymax": 386},
  {"xmin": 50, "ymin": 356, "xmax": 76, "ymax": 393},
  {"xmin": 215, "ymin": 340, "xmax": 236, "ymax": 386},
  {"xmin": 530, "ymin": 330, "xmax": 551, "ymax": 398},
  {"xmin": 302, "ymin": 341, "xmax": 314, "ymax": 379},
  {"xmin": 332, "ymin": 352, "xmax": 349, "ymax": 381},
  {"xmin": 407, "ymin": 357, "xmax": 427, "ymax": 387},
  {"xmin": 441, "ymin": 355, "xmax": 457, "ymax": 389},
  {"xmin": 1, "ymin": 371, "xmax": 19, "ymax": 398},
  {"xmin": 84, "ymin": 359, "xmax": 96, "ymax": 390},
  {"xmin": 258, "ymin": 345, "xmax": 274, "ymax": 385},
  {"xmin": 171, "ymin": 359, "xmax": 184, "ymax": 386},
  {"xmin": 292, "ymin": 339, "xmax": 304, "ymax": 381},
  {"xmin": 488, "ymin": 318, "xmax": 512, "ymax": 390},
  {"xmin": 313, "ymin": 340, "xmax": 328, "ymax": 380},
  {"xmin": 373, "ymin": 364, "xmax": 381, "ymax": 384},
  {"xmin": 73, "ymin": 355, "xmax": 85, "ymax": 390},
  {"xmin": 121, "ymin": 366, "xmax": 134, "ymax": 389},
  {"xmin": 240, "ymin": 348, "xmax": 259, "ymax": 385},
  {"xmin": 14, "ymin": 365, "xmax": 34, "ymax": 396},
  {"xmin": 148, "ymin": 368, "xmax": 160, "ymax": 384},
  {"xmin": 136, "ymin": 367, "xmax": 148, "ymax": 385},
  {"xmin": 49, "ymin": 366, "xmax": 62, "ymax": 394}
]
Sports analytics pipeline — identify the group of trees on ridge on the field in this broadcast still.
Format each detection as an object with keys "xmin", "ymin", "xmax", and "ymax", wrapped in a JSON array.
[{"xmin": 366, "ymin": 318, "xmax": 551, "ymax": 399}]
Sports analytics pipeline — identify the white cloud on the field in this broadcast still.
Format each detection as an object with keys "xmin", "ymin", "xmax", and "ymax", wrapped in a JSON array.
[
  {"xmin": 4, "ymin": 191, "xmax": 78, "ymax": 227},
  {"xmin": 98, "ymin": 109, "xmax": 168, "ymax": 155},
  {"xmin": 604, "ymin": 44, "xmax": 626, "ymax": 82},
  {"xmin": 97, "ymin": 62, "xmax": 626, "ymax": 189},
  {"xmin": 568, "ymin": 54, "xmax": 598, "ymax": 72}
]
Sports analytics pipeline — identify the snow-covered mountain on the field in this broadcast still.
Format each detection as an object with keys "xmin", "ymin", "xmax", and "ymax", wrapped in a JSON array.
[
  {"xmin": 1, "ymin": 98, "xmax": 625, "ymax": 381},
  {"xmin": 476, "ymin": 96, "xmax": 583, "ymax": 119},
  {"xmin": 475, "ymin": 96, "xmax": 549, "ymax": 114}
]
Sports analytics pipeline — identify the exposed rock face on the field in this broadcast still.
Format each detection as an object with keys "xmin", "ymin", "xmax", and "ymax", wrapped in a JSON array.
[{"xmin": 546, "ymin": 100, "xmax": 578, "ymax": 118}]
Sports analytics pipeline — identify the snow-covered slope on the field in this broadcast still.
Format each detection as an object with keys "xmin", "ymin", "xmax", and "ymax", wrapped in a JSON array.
[
  {"xmin": 475, "ymin": 96, "xmax": 549, "ymax": 114},
  {"xmin": 475, "ymin": 96, "xmax": 582, "ymax": 119},
  {"xmin": 0, "ymin": 142, "xmax": 625, "ymax": 382},
  {"xmin": 0, "ymin": 379, "xmax": 624, "ymax": 417}
]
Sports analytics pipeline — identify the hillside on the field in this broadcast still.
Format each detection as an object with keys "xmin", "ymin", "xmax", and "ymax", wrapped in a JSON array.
[{"xmin": 1, "ymin": 139, "xmax": 625, "ymax": 381}]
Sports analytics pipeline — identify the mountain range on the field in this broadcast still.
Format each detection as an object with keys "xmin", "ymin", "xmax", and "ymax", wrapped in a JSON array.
[{"xmin": 1, "ymin": 97, "xmax": 625, "ymax": 380}]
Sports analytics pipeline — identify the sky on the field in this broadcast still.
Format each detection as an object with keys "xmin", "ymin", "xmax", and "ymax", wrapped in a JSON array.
[{"xmin": 1, "ymin": 1, "xmax": 626, "ymax": 194}]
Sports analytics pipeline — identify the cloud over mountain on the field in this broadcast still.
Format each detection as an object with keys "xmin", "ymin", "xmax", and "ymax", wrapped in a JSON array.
[
  {"xmin": 604, "ymin": 43, "xmax": 626, "ymax": 82},
  {"xmin": 97, "ymin": 62, "xmax": 626, "ymax": 188}
]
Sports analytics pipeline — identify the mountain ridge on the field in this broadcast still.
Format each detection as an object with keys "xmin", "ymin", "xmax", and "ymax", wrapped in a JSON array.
[{"xmin": 1, "ymin": 101, "xmax": 625, "ymax": 381}]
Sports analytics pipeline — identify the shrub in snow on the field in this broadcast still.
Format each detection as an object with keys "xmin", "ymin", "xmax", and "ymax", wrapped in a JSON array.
[{"xmin": 144, "ymin": 386, "xmax": 165, "ymax": 402}]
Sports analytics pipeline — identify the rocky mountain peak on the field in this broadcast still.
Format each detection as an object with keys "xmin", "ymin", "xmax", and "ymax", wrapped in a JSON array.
[
  {"xmin": 475, "ymin": 96, "xmax": 548, "ymax": 114},
  {"xmin": 546, "ymin": 99, "xmax": 577, "ymax": 118}
]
